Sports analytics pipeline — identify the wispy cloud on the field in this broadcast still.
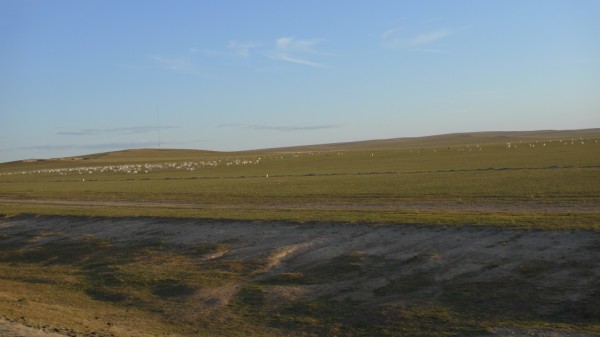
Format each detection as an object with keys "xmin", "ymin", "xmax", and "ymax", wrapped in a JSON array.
[
  {"xmin": 154, "ymin": 56, "xmax": 199, "ymax": 75},
  {"xmin": 58, "ymin": 126, "xmax": 178, "ymax": 136},
  {"xmin": 252, "ymin": 124, "xmax": 340, "ymax": 132},
  {"xmin": 407, "ymin": 48, "xmax": 450, "ymax": 54},
  {"xmin": 218, "ymin": 123, "xmax": 243, "ymax": 128},
  {"xmin": 220, "ymin": 123, "xmax": 341, "ymax": 132},
  {"xmin": 228, "ymin": 40, "xmax": 260, "ymax": 57},
  {"xmin": 265, "ymin": 37, "xmax": 326, "ymax": 67},
  {"xmin": 12, "ymin": 138, "xmax": 206, "ymax": 153},
  {"xmin": 275, "ymin": 37, "xmax": 326, "ymax": 54},
  {"xmin": 407, "ymin": 29, "xmax": 451, "ymax": 47},
  {"xmin": 14, "ymin": 141, "xmax": 153, "ymax": 152},
  {"xmin": 118, "ymin": 63, "xmax": 145, "ymax": 71},
  {"xmin": 268, "ymin": 54, "xmax": 323, "ymax": 67},
  {"xmin": 420, "ymin": 17, "xmax": 444, "ymax": 25},
  {"xmin": 383, "ymin": 23, "xmax": 454, "ymax": 52},
  {"xmin": 153, "ymin": 48, "xmax": 201, "ymax": 75},
  {"xmin": 382, "ymin": 27, "xmax": 403, "ymax": 39}
]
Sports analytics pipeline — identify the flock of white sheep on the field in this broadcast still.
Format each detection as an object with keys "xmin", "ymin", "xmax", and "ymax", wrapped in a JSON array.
[
  {"xmin": 1, "ymin": 137, "xmax": 597, "ymax": 177},
  {"xmin": 0, "ymin": 157, "xmax": 263, "ymax": 177},
  {"xmin": 507, "ymin": 138, "xmax": 598, "ymax": 149}
]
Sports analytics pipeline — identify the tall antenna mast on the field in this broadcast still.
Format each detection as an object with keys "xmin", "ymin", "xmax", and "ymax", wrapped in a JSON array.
[{"xmin": 156, "ymin": 104, "xmax": 161, "ymax": 148}]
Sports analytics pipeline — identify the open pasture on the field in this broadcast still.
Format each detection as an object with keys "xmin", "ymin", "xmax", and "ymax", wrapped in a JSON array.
[
  {"xmin": 1, "ymin": 129, "xmax": 599, "ymax": 229},
  {"xmin": 1, "ymin": 129, "xmax": 599, "ymax": 337}
]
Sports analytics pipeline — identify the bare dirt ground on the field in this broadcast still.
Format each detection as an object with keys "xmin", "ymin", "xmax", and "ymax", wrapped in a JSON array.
[
  {"xmin": 0, "ymin": 318, "xmax": 70, "ymax": 337},
  {"xmin": 0, "ymin": 322, "xmax": 595, "ymax": 337},
  {"xmin": 1, "ymin": 216, "xmax": 599, "ymax": 336}
]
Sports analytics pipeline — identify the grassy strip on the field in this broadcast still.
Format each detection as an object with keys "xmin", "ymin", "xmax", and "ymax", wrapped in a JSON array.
[
  {"xmin": 2, "ymin": 203, "xmax": 599, "ymax": 231},
  {"xmin": 1, "ymin": 134, "xmax": 598, "ymax": 230}
]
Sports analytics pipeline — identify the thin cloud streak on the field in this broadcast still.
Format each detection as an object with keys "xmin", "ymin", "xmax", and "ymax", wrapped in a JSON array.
[
  {"xmin": 14, "ymin": 141, "xmax": 153, "ymax": 152},
  {"xmin": 218, "ymin": 123, "xmax": 243, "ymax": 128},
  {"xmin": 383, "ymin": 26, "xmax": 454, "ymax": 52},
  {"xmin": 228, "ymin": 40, "xmax": 260, "ymax": 57},
  {"xmin": 408, "ymin": 48, "xmax": 451, "ymax": 54},
  {"xmin": 220, "ymin": 123, "xmax": 341, "ymax": 132},
  {"xmin": 266, "ymin": 53, "xmax": 323, "ymax": 67},
  {"xmin": 420, "ymin": 17, "xmax": 444, "ymax": 25},
  {"xmin": 266, "ymin": 37, "xmax": 326, "ymax": 67},
  {"xmin": 251, "ymin": 124, "xmax": 340, "ymax": 132},
  {"xmin": 153, "ymin": 56, "xmax": 199, "ymax": 75},
  {"xmin": 382, "ymin": 27, "xmax": 402, "ymax": 38},
  {"xmin": 408, "ymin": 29, "xmax": 451, "ymax": 46},
  {"xmin": 276, "ymin": 37, "xmax": 326, "ymax": 54},
  {"xmin": 58, "ymin": 126, "xmax": 178, "ymax": 136}
]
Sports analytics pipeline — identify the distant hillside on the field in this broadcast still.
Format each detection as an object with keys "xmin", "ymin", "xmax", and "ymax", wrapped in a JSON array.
[
  {"xmin": 2, "ymin": 128, "xmax": 599, "ymax": 169},
  {"xmin": 261, "ymin": 128, "xmax": 600, "ymax": 151}
]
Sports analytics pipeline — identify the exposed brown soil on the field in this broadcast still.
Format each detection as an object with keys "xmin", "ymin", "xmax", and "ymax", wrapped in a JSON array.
[
  {"xmin": 1, "ymin": 216, "xmax": 599, "ymax": 336},
  {"xmin": 0, "ymin": 318, "xmax": 69, "ymax": 337}
]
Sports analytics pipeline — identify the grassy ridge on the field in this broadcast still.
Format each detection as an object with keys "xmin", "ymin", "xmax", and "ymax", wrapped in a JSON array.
[{"xmin": 1, "ymin": 129, "xmax": 599, "ymax": 228}]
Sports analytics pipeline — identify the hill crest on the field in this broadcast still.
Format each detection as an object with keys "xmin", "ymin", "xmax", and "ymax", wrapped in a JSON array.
[{"xmin": 3, "ymin": 128, "xmax": 599, "ymax": 165}]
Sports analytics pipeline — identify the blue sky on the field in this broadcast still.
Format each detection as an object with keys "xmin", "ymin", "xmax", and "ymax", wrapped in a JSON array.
[{"xmin": 1, "ymin": 0, "xmax": 599, "ymax": 162}]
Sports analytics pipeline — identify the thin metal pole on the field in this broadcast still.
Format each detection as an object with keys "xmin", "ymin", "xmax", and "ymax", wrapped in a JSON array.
[{"xmin": 156, "ymin": 105, "xmax": 161, "ymax": 148}]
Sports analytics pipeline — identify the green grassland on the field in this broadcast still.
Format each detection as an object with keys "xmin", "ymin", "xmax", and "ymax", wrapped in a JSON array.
[
  {"xmin": 1, "ymin": 129, "xmax": 599, "ymax": 229},
  {"xmin": 1, "ymin": 129, "xmax": 600, "ymax": 337}
]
